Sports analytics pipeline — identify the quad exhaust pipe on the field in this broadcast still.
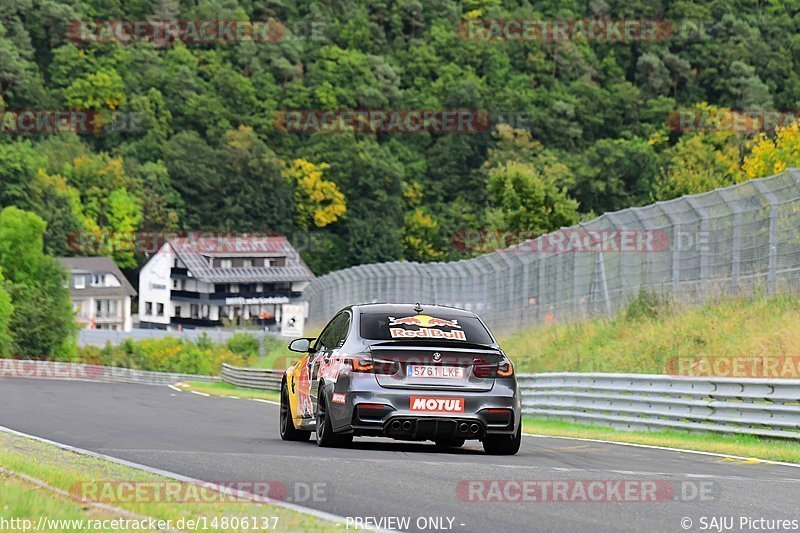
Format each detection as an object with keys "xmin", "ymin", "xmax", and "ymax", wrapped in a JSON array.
[
  {"xmin": 390, "ymin": 420, "xmax": 402, "ymax": 430},
  {"xmin": 458, "ymin": 423, "xmax": 469, "ymax": 433},
  {"xmin": 469, "ymin": 423, "xmax": 480, "ymax": 434},
  {"xmin": 402, "ymin": 420, "xmax": 413, "ymax": 431}
]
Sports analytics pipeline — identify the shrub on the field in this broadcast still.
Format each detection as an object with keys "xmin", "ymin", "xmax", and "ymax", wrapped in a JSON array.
[{"xmin": 226, "ymin": 333, "xmax": 260, "ymax": 358}]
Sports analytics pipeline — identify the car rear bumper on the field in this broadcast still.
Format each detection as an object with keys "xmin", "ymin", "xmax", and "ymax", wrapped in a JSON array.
[{"xmin": 330, "ymin": 386, "xmax": 520, "ymax": 440}]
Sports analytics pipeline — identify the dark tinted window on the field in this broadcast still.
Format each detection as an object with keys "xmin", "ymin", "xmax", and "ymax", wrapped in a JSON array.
[
  {"xmin": 315, "ymin": 312, "xmax": 350, "ymax": 351},
  {"xmin": 359, "ymin": 312, "xmax": 494, "ymax": 344}
]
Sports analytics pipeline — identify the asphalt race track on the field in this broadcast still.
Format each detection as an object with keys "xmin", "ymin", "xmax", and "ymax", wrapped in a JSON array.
[{"xmin": 1, "ymin": 379, "xmax": 798, "ymax": 532}]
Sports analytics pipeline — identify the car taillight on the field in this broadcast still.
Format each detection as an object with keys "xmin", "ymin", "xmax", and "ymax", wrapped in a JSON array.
[
  {"xmin": 497, "ymin": 360, "xmax": 514, "ymax": 377},
  {"xmin": 473, "ymin": 359, "xmax": 515, "ymax": 378},
  {"xmin": 351, "ymin": 356, "xmax": 399, "ymax": 375},
  {"xmin": 352, "ymin": 356, "xmax": 373, "ymax": 372}
]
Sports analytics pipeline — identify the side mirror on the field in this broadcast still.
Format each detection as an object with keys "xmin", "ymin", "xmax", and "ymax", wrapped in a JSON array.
[{"xmin": 288, "ymin": 338, "xmax": 314, "ymax": 353}]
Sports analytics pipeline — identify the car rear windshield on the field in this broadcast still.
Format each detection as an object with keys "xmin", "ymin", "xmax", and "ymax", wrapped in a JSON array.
[{"xmin": 359, "ymin": 311, "xmax": 494, "ymax": 344}]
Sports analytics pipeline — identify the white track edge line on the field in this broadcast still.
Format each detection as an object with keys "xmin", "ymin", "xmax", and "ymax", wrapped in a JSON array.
[
  {"xmin": 522, "ymin": 431, "xmax": 800, "ymax": 468},
  {"xmin": 0, "ymin": 425, "xmax": 393, "ymax": 532}
]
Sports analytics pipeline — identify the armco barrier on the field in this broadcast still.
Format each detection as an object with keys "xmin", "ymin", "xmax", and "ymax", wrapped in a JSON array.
[
  {"xmin": 221, "ymin": 363, "xmax": 283, "ymax": 391},
  {"xmin": 518, "ymin": 373, "xmax": 800, "ymax": 439},
  {"xmin": 0, "ymin": 358, "xmax": 219, "ymax": 386}
]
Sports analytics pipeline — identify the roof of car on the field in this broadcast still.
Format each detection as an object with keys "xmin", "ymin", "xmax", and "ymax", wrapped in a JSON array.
[{"xmin": 352, "ymin": 303, "xmax": 479, "ymax": 318}]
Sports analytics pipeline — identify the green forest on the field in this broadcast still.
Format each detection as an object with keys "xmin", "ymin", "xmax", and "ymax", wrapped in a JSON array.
[{"xmin": 2, "ymin": 0, "xmax": 800, "ymax": 282}]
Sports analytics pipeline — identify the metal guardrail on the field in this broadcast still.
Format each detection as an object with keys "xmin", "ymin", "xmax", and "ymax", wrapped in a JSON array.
[
  {"xmin": 216, "ymin": 366, "xmax": 800, "ymax": 438},
  {"xmin": 518, "ymin": 373, "xmax": 800, "ymax": 439},
  {"xmin": 221, "ymin": 363, "xmax": 283, "ymax": 391},
  {"xmin": 0, "ymin": 359, "xmax": 219, "ymax": 386}
]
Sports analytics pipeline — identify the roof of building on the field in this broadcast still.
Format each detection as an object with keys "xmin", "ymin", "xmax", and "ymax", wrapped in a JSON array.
[
  {"xmin": 166, "ymin": 235, "xmax": 315, "ymax": 283},
  {"xmin": 59, "ymin": 257, "xmax": 137, "ymax": 296}
]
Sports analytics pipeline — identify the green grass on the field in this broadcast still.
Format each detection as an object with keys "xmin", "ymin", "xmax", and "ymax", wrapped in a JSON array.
[
  {"xmin": 253, "ymin": 335, "xmax": 298, "ymax": 370},
  {"xmin": 0, "ymin": 431, "xmax": 336, "ymax": 532},
  {"xmin": 500, "ymin": 291, "xmax": 800, "ymax": 374},
  {"xmin": 180, "ymin": 380, "xmax": 280, "ymax": 402},
  {"xmin": 523, "ymin": 417, "xmax": 800, "ymax": 464},
  {"xmin": 0, "ymin": 475, "xmax": 128, "ymax": 532}
]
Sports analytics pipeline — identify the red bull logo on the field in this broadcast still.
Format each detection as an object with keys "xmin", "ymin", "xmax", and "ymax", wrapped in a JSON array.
[{"xmin": 388, "ymin": 315, "xmax": 461, "ymax": 329}]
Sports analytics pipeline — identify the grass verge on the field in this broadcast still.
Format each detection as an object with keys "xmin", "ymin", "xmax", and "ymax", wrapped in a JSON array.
[
  {"xmin": 178, "ymin": 381, "xmax": 280, "ymax": 402},
  {"xmin": 0, "ymin": 430, "xmax": 336, "ymax": 532},
  {"xmin": 501, "ymin": 292, "xmax": 800, "ymax": 374},
  {"xmin": 523, "ymin": 417, "xmax": 800, "ymax": 464}
]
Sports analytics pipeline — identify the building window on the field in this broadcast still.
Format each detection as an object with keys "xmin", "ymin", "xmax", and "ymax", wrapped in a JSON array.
[
  {"xmin": 91, "ymin": 274, "xmax": 103, "ymax": 287},
  {"xmin": 145, "ymin": 301, "xmax": 152, "ymax": 315},
  {"xmin": 220, "ymin": 259, "xmax": 232, "ymax": 268},
  {"xmin": 156, "ymin": 303, "xmax": 164, "ymax": 317},
  {"xmin": 243, "ymin": 259, "xmax": 253, "ymax": 268},
  {"xmin": 230, "ymin": 283, "xmax": 239, "ymax": 293},
  {"xmin": 174, "ymin": 305, "xmax": 182, "ymax": 317},
  {"xmin": 73, "ymin": 275, "xmax": 85, "ymax": 289}
]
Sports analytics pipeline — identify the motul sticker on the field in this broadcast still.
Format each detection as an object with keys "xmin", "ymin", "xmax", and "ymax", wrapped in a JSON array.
[
  {"xmin": 332, "ymin": 393, "xmax": 346, "ymax": 404},
  {"xmin": 410, "ymin": 396, "xmax": 465, "ymax": 413}
]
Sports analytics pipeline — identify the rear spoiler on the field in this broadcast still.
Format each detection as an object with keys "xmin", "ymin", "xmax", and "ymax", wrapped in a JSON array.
[{"xmin": 369, "ymin": 339, "xmax": 502, "ymax": 352}]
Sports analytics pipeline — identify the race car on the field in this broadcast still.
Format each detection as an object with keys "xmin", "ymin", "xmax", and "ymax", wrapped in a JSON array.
[{"xmin": 279, "ymin": 303, "xmax": 521, "ymax": 455}]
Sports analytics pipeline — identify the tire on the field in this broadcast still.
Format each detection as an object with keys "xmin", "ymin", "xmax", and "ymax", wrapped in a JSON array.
[
  {"xmin": 315, "ymin": 389, "xmax": 351, "ymax": 448},
  {"xmin": 434, "ymin": 438, "xmax": 465, "ymax": 448},
  {"xmin": 482, "ymin": 423, "xmax": 521, "ymax": 455},
  {"xmin": 280, "ymin": 383, "xmax": 311, "ymax": 442}
]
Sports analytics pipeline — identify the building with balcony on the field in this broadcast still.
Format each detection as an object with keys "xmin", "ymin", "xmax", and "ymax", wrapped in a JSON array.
[
  {"xmin": 138, "ymin": 235, "xmax": 314, "ymax": 330},
  {"xmin": 60, "ymin": 257, "xmax": 137, "ymax": 331}
]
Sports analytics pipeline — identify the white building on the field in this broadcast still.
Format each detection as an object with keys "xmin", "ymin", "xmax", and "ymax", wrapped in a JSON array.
[
  {"xmin": 60, "ymin": 257, "xmax": 137, "ymax": 331},
  {"xmin": 138, "ymin": 235, "xmax": 314, "ymax": 330}
]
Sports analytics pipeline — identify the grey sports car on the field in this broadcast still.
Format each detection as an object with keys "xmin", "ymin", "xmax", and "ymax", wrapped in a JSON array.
[{"xmin": 279, "ymin": 303, "xmax": 521, "ymax": 455}]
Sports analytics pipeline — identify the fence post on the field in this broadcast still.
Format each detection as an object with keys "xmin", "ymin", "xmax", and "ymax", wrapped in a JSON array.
[
  {"xmin": 753, "ymin": 180, "xmax": 780, "ymax": 293},
  {"xmin": 718, "ymin": 188, "xmax": 743, "ymax": 293},
  {"xmin": 685, "ymin": 197, "xmax": 710, "ymax": 297}
]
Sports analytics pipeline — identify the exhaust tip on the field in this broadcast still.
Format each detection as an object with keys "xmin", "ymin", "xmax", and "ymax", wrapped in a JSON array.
[
  {"xmin": 402, "ymin": 420, "xmax": 413, "ymax": 431},
  {"xmin": 458, "ymin": 423, "xmax": 469, "ymax": 433},
  {"xmin": 469, "ymin": 423, "xmax": 480, "ymax": 434},
  {"xmin": 390, "ymin": 420, "xmax": 402, "ymax": 430}
]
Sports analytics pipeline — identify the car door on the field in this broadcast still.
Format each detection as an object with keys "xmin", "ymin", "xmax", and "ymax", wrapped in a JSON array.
[{"xmin": 309, "ymin": 312, "xmax": 349, "ymax": 413}]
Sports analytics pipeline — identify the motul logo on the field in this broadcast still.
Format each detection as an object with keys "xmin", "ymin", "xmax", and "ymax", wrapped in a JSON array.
[{"xmin": 410, "ymin": 396, "xmax": 465, "ymax": 413}]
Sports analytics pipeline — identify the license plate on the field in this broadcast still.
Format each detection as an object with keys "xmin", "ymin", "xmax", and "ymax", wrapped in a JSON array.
[{"xmin": 407, "ymin": 365, "xmax": 464, "ymax": 379}]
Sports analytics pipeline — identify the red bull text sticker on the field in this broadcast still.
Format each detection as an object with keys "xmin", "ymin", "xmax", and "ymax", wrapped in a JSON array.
[
  {"xmin": 410, "ymin": 396, "xmax": 465, "ymax": 413},
  {"xmin": 388, "ymin": 315, "xmax": 467, "ymax": 341}
]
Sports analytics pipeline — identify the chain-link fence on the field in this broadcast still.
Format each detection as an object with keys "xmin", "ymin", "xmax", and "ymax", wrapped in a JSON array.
[{"xmin": 302, "ymin": 169, "xmax": 800, "ymax": 333}]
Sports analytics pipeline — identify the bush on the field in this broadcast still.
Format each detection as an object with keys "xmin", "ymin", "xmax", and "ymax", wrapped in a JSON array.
[
  {"xmin": 226, "ymin": 333, "xmax": 259, "ymax": 358},
  {"xmin": 74, "ymin": 336, "xmax": 254, "ymax": 375},
  {"xmin": 625, "ymin": 289, "xmax": 668, "ymax": 321}
]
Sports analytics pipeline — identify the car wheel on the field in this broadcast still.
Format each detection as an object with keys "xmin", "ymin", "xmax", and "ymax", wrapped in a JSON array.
[
  {"xmin": 280, "ymin": 383, "xmax": 310, "ymax": 442},
  {"xmin": 434, "ymin": 438, "xmax": 465, "ymax": 448},
  {"xmin": 482, "ymin": 424, "xmax": 521, "ymax": 455},
  {"xmin": 315, "ymin": 389, "xmax": 350, "ymax": 447}
]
